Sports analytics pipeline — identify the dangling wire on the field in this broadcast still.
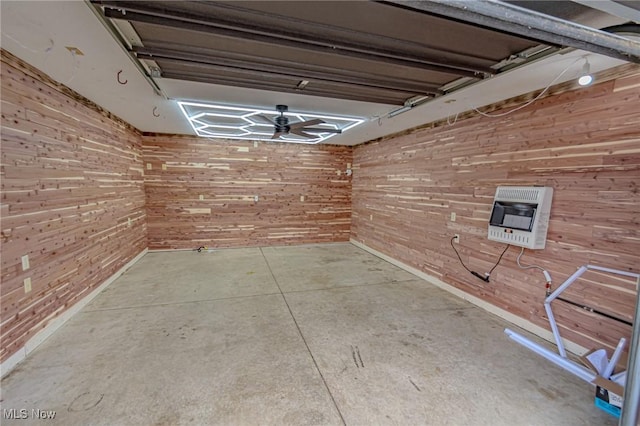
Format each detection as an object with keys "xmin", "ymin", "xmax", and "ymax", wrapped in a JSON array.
[
  {"xmin": 450, "ymin": 236, "xmax": 473, "ymax": 273},
  {"xmin": 516, "ymin": 247, "xmax": 553, "ymax": 296},
  {"xmin": 2, "ymin": 33, "xmax": 53, "ymax": 55},
  {"xmin": 471, "ymin": 56, "xmax": 585, "ymax": 118},
  {"xmin": 516, "ymin": 246, "xmax": 545, "ymax": 272},
  {"xmin": 63, "ymin": 49, "xmax": 79, "ymax": 85},
  {"xmin": 450, "ymin": 236, "xmax": 510, "ymax": 282},
  {"xmin": 489, "ymin": 244, "xmax": 510, "ymax": 274}
]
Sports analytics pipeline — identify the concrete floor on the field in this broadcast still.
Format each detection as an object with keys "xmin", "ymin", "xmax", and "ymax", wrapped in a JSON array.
[{"xmin": 1, "ymin": 243, "xmax": 616, "ymax": 425}]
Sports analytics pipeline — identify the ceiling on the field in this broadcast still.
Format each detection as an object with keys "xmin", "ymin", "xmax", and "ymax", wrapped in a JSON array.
[{"xmin": 1, "ymin": 1, "xmax": 638, "ymax": 146}]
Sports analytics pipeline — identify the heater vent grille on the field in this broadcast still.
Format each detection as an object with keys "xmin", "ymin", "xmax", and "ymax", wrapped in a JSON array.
[{"xmin": 496, "ymin": 187, "xmax": 541, "ymax": 201}]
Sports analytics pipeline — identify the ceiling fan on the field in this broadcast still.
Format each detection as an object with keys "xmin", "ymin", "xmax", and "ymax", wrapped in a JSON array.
[{"xmin": 257, "ymin": 105, "xmax": 342, "ymax": 140}]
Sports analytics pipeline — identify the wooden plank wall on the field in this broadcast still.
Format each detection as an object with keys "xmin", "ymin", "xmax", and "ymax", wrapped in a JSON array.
[
  {"xmin": 0, "ymin": 50, "xmax": 147, "ymax": 363},
  {"xmin": 142, "ymin": 135, "xmax": 352, "ymax": 249},
  {"xmin": 352, "ymin": 66, "xmax": 640, "ymax": 353}
]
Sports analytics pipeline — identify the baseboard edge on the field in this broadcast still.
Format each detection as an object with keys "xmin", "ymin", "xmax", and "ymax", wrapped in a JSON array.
[
  {"xmin": 1, "ymin": 248, "xmax": 148, "ymax": 378},
  {"xmin": 349, "ymin": 239, "xmax": 588, "ymax": 356}
]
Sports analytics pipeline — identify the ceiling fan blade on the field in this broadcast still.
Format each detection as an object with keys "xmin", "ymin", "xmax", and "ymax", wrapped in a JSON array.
[
  {"xmin": 289, "ymin": 118, "xmax": 324, "ymax": 129},
  {"xmin": 254, "ymin": 114, "xmax": 276, "ymax": 125},
  {"xmin": 271, "ymin": 131, "xmax": 284, "ymax": 139},
  {"xmin": 301, "ymin": 128, "xmax": 342, "ymax": 134},
  {"xmin": 289, "ymin": 128, "xmax": 315, "ymax": 138}
]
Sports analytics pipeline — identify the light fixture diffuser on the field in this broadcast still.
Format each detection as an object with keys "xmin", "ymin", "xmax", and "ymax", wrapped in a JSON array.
[
  {"xmin": 578, "ymin": 60, "xmax": 593, "ymax": 86},
  {"xmin": 178, "ymin": 101, "xmax": 365, "ymax": 144}
]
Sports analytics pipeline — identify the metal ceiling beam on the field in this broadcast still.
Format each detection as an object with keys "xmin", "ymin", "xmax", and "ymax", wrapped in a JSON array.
[
  {"xmin": 161, "ymin": 71, "xmax": 407, "ymax": 105},
  {"xmin": 382, "ymin": 0, "xmax": 640, "ymax": 63},
  {"xmin": 99, "ymin": 5, "xmax": 490, "ymax": 78},
  {"xmin": 134, "ymin": 47, "xmax": 443, "ymax": 95},
  {"xmin": 159, "ymin": 64, "xmax": 415, "ymax": 105},
  {"xmin": 149, "ymin": 55, "xmax": 423, "ymax": 99},
  {"xmin": 138, "ymin": 43, "xmax": 445, "ymax": 94},
  {"xmin": 84, "ymin": 0, "xmax": 166, "ymax": 98},
  {"xmin": 182, "ymin": 1, "xmax": 498, "ymax": 70}
]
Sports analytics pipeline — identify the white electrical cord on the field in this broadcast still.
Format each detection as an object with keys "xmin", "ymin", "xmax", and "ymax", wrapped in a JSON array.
[
  {"xmin": 63, "ymin": 49, "xmax": 80, "ymax": 85},
  {"xmin": 516, "ymin": 246, "xmax": 544, "ymax": 271},
  {"xmin": 370, "ymin": 56, "xmax": 587, "ymax": 126},
  {"xmin": 2, "ymin": 32, "xmax": 78, "ymax": 85},
  {"xmin": 517, "ymin": 247, "xmax": 553, "ymax": 293},
  {"xmin": 2, "ymin": 33, "xmax": 54, "ymax": 54},
  {"xmin": 446, "ymin": 111, "xmax": 459, "ymax": 126},
  {"xmin": 471, "ymin": 56, "xmax": 586, "ymax": 118}
]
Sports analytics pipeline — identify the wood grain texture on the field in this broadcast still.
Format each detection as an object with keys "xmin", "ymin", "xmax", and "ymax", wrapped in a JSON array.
[
  {"xmin": 352, "ymin": 65, "xmax": 640, "ymax": 354},
  {"xmin": 0, "ymin": 50, "xmax": 147, "ymax": 362},
  {"xmin": 142, "ymin": 135, "xmax": 352, "ymax": 249}
]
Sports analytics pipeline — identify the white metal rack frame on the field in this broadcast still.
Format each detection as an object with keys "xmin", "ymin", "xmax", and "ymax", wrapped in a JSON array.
[{"xmin": 505, "ymin": 265, "xmax": 640, "ymax": 425}]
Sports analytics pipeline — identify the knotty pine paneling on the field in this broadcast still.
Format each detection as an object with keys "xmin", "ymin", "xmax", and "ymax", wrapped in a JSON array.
[
  {"xmin": 0, "ymin": 50, "xmax": 147, "ymax": 363},
  {"xmin": 142, "ymin": 135, "xmax": 352, "ymax": 249},
  {"xmin": 352, "ymin": 66, "xmax": 640, "ymax": 353}
]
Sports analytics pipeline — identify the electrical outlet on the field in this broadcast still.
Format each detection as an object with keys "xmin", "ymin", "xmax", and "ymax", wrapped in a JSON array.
[
  {"xmin": 24, "ymin": 277, "xmax": 32, "ymax": 293},
  {"xmin": 21, "ymin": 255, "xmax": 30, "ymax": 271},
  {"xmin": 254, "ymin": 195, "xmax": 259, "ymax": 202},
  {"xmin": 300, "ymin": 195, "xmax": 305, "ymax": 202},
  {"xmin": 146, "ymin": 163, "xmax": 152, "ymax": 170},
  {"xmin": 453, "ymin": 234, "xmax": 460, "ymax": 244},
  {"xmin": 127, "ymin": 217, "xmax": 132, "ymax": 227},
  {"xmin": 450, "ymin": 212, "xmax": 456, "ymax": 222},
  {"xmin": 162, "ymin": 163, "xmax": 167, "ymax": 170},
  {"xmin": 370, "ymin": 214, "xmax": 373, "ymax": 221},
  {"xmin": 254, "ymin": 141, "xmax": 258, "ymax": 148},
  {"xmin": 199, "ymin": 194, "xmax": 204, "ymax": 201}
]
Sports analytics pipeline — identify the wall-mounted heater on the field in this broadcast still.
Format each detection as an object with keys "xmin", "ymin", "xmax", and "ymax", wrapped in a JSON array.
[{"xmin": 488, "ymin": 186, "xmax": 553, "ymax": 249}]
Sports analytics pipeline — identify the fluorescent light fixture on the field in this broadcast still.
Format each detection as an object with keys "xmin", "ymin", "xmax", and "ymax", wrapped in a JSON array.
[
  {"xmin": 177, "ymin": 101, "xmax": 365, "ymax": 144},
  {"xmin": 578, "ymin": 60, "xmax": 593, "ymax": 86}
]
